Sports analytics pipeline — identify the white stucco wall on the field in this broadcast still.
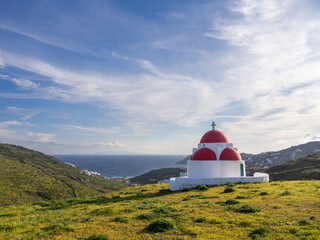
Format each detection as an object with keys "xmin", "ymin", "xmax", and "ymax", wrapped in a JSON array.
[
  {"xmin": 187, "ymin": 160, "xmax": 220, "ymax": 178},
  {"xmin": 187, "ymin": 160, "xmax": 245, "ymax": 178}
]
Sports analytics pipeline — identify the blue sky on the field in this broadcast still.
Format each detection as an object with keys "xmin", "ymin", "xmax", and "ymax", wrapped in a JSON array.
[{"xmin": 0, "ymin": 0, "xmax": 320, "ymax": 155}]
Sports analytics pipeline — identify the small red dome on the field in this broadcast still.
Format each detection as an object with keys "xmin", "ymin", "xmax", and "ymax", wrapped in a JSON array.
[
  {"xmin": 191, "ymin": 148, "xmax": 217, "ymax": 161},
  {"xmin": 220, "ymin": 147, "xmax": 241, "ymax": 161},
  {"xmin": 200, "ymin": 130, "xmax": 229, "ymax": 143}
]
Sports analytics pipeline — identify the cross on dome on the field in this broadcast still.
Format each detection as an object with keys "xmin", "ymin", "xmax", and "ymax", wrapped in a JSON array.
[{"xmin": 211, "ymin": 121, "xmax": 216, "ymax": 130}]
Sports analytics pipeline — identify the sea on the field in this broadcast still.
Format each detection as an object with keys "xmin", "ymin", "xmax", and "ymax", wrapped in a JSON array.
[{"xmin": 54, "ymin": 155, "xmax": 186, "ymax": 178}]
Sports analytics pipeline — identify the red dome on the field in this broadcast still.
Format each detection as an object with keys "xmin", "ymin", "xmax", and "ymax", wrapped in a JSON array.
[
  {"xmin": 219, "ymin": 147, "xmax": 241, "ymax": 161},
  {"xmin": 200, "ymin": 130, "xmax": 229, "ymax": 143},
  {"xmin": 191, "ymin": 148, "xmax": 217, "ymax": 161}
]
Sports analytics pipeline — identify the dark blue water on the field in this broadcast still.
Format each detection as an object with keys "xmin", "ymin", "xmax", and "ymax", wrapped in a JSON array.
[{"xmin": 55, "ymin": 155, "xmax": 186, "ymax": 177}]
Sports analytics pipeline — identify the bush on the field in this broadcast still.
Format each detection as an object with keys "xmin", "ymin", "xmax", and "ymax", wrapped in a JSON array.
[
  {"xmin": 236, "ymin": 195, "xmax": 251, "ymax": 199},
  {"xmin": 136, "ymin": 213, "xmax": 156, "ymax": 221},
  {"xmin": 145, "ymin": 218, "xmax": 175, "ymax": 232},
  {"xmin": 90, "ymin": 207, "xmax": 119, "ymax": 216},
  {"xmin": 232, "ymin": 204, "xmax": 261, "ymax": 213},
  {"xmin": 248, "ymin": 227, "xmax": 270, "ymax": 239},
  {"xmin": 298, "ymin": 219, "xmax": 310, "ymax": 226},
  {"xmin": 280, "ymin": 190, "xmax": 291, "ymax": 196},
  {"xmin": 197, "ymin": 185, "xmax": 209, "ymax": 191},
  {"xmin": 194, "ymin": 217, "xmax": 206, "ymax": 223},
  {"xmin": 223, "ymin": 186, "xmax": 235, "ymax": 193},
  {"xmin": 41, "ymin": 224, "xmax": 74, "ymax": 235},
  {"xmin": 85, "ymin": 234, "xmax": 109, "ymax": 240},
  {"xmin": 238, "ymin": 221, "xmax": 252, "ymax": 227},
  {"xmin": 225, "ymin": 199, "xmax": 240, "ymax": 205},
  {"xmin": 152, "ymin": 206, "xmax": 179, "ymax": 217},
  {"xmin": 111, "ymin": 216, "xmax": 129, "ymax": 223},
  {"xmin": 259, "ymin": 191, "xmax": 268, "ymax": 196}
]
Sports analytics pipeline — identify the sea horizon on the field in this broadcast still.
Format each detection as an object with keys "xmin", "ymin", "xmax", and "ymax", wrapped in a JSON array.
[{"xmin": 55, "ymin": 154, "xmax": 186, "ymax": 178}]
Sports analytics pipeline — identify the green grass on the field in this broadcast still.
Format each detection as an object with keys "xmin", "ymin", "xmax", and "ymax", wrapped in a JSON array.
[
  {"xmin": 267, "ymin": 153, "xmax": 320, "ymax": 181},
  {"xmin": 1, "ymin": 181, "xmax": 320, "ymax": 239},
  {"xmin": 0, "ymin": 144, "xmax": 128, "ymax": 206}
]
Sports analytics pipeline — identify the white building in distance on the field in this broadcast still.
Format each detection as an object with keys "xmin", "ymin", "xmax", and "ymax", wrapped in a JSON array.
[{"xmin": 169, "ymin": 122, "xmax": 269, "ymax": 191}]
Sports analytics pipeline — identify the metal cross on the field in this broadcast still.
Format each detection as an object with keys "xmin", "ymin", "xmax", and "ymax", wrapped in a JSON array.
[{"xmin": 211, "ymin": 121, "xmax": 216, "ymax": 130}]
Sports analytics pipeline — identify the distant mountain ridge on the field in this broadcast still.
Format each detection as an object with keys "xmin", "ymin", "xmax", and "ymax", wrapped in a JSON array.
[
  {"xmin": 0, "ymin": 143, "xmax": 127, "ymax": 206},
  {"xmin": 266, "ymin": 153, "xmax": 320, "ymax": 180},
  {"xmin": 177, "ymin": 141, "xmax": 320, "ymax": 169}
]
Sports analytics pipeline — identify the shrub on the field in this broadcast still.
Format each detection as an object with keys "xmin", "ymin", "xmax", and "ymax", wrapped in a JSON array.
[
  {"xmin": 197, "ymin": 185, "xmax": 209, "ymax": 191},
  {"xmin": 136, "ymin": 213, "xmax": 156, "ymax": 221},
  {"xmin": 280, "ymin": 190, "xmax": 291, "ymax": 196},
  {"xmin": 152, "ymin": 206, "xmax": 179, "ymax": 217},
  {"xmin": 232, "ymin": 204, "xmax": 261, "ymax": 213},
  {"xmin": 225, "ymin": 199, "xmax": 240, "ymax": 205},
  {"xmin": 236, "ymin": 195, "xmax": 251, "ymax": 199},
  {"xmin": 85, "ymin": 234, "xmax": 109, "ymax": 240},
  {"xmin": 248, "ymin": 227, "xmax": 270, "ymax": 239},
  {"xmin": 0, "ymin": 224, "xmax": 15, "ymax": 232},
  {"xmin": 298, "ymin": 219, "xmax": 310, "ymax": 226},
  {"xmin": 41, "ymin": 224, "xmax": 74, "ymax": 235},
  {"xmin": 182, "ymin": 196, "xmax": 191, "ymax": 201},
  {"xmin": 145, "ymin": 218, "xmax": 175, "ymax": 232},
  {"xmin": 123, "ymin": 208, "xmax": 135, "ymax": 213},
  {"xmin": 111, "ymin": 216, "xmax": 129, "ymax": 223},
  {"xmin": 238, "ymin": 221, "xmax": 252, "ymax": 227},
  {"xmin": 158, "ymin": 189, "xmax": 172, "ymax": 195},
  {"xmin": 223, "ymin": 186, "xmax": 235, "ymax": 193},
  {"xmin": 194, "ymin": 217, "xmax": 206, "ymax": 223},
  {"xmin": 259, "ymin": 191, "xmax": 268, "ymax": 196},
  {"xmin": 310, "ymin": 216, "xmax": 315, "ymax": 220},
  {"xmin": 90, "ymin": 207, "xmax": 119, "ymax": 216}
]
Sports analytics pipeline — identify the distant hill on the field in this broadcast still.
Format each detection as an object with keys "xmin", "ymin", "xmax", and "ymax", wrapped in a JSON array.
[
  {"xmin": 177, "ymin": 141, "xmax": 320, "ymax": 169},
  {"xmin": 266, "ymin": 153, "xmax": 320, "ymax": 181},
  {"xmin": 130, "ymin": 168, "xmax": 186, "ymax": 185},
  {"xmin": 0, "ymin": 144, "xmax": 127, "ymax": 206}
]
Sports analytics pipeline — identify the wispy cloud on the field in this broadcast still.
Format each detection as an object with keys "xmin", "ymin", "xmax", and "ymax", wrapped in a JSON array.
[
  {"xmin": 1, "ymin": 74, "xmax": 39, "ymax": 90},
  {"xmin": 4, "ymin": 106, "xmax": 42, "ymax": 120},
  {"xmin": 0, "ymin": 52, "xmax": 229, "ymax": 127}
]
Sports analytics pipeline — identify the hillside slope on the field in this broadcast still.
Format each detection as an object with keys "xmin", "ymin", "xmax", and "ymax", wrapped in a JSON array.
[
  {"xmin": 266, "ymin": 153, "xmax": 320, "ymax": 181},
  {"xmin": 130, "ymin": 167, "xmax": 186, "ymax": 185},
  {"xmin": 1, "ymin": 181, "xmax": 320, "ymax": 239},
  {"xmin": 0, "ymin": 144, "xmax": 127, "ymax": 206}
]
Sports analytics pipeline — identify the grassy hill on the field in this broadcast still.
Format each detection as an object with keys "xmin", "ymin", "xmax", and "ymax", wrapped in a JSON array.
[
  {"xmin": 1, "ymin": 181, "xmax": 320, "ymax": 239},
  {"xmin": 266, "ymin": 153, "xmax": 320, "ymax": 181},
  {"xmin": 0, "ymin": 144, "xmax": 127, "ymax": 206},
  {"xmin": 130, "ymin": 167, "xmax": 187, "ymax": 185}
]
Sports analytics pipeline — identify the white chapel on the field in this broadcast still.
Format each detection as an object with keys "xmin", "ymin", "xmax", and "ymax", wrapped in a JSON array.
[{"xmin": 169, "ymin": 122, "xmax": 269, "ymax": 191}]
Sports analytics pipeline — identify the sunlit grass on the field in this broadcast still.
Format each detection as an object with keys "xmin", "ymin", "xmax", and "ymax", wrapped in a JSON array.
[{"xmin": 1, "ymin": 181, "xmax": 320, "ymax": 239}]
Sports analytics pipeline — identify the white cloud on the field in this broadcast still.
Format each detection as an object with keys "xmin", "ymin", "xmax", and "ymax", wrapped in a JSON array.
[
  {"xmin": 60, "ymin": 124, "xmax": 121, "ymax": 135},
  {"xmin": 203, "ymin": 0, "xmax": 320, "ymax": 152},
  {"xmin": 92, "ymin": 141, "xmax": 124, "ymax": 148},
  {"xmin": 0, "ymin": 120, "xmax": 32, "ymax": 128},
  {"xmin": 304, "ymin": 133, "xmax": 320, "ymax": 141},
  {"xmin": 25, "ymin": 131, "xmax": 59, "ymax": 144},
  {"xmin": 0, "ymin": 121, "xmax": 58, "ymax": 145},
  {"xmin": 277, "ymin": 139, "xmax": 289, "ymax": 144},
  {"xmin": 1, "ymin": 74, "xmax": 39, "ymax": 89},
  {"xmin": 5, "ymin": 106, "xmax": 42, "ymax": 119},
  {"xmin": 0, "ymin": 58, "xmax": 4, "ymax": 68},
  {"xmin": 1, "ymin": 52, "xmax": 229, "ymax": 127}
]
